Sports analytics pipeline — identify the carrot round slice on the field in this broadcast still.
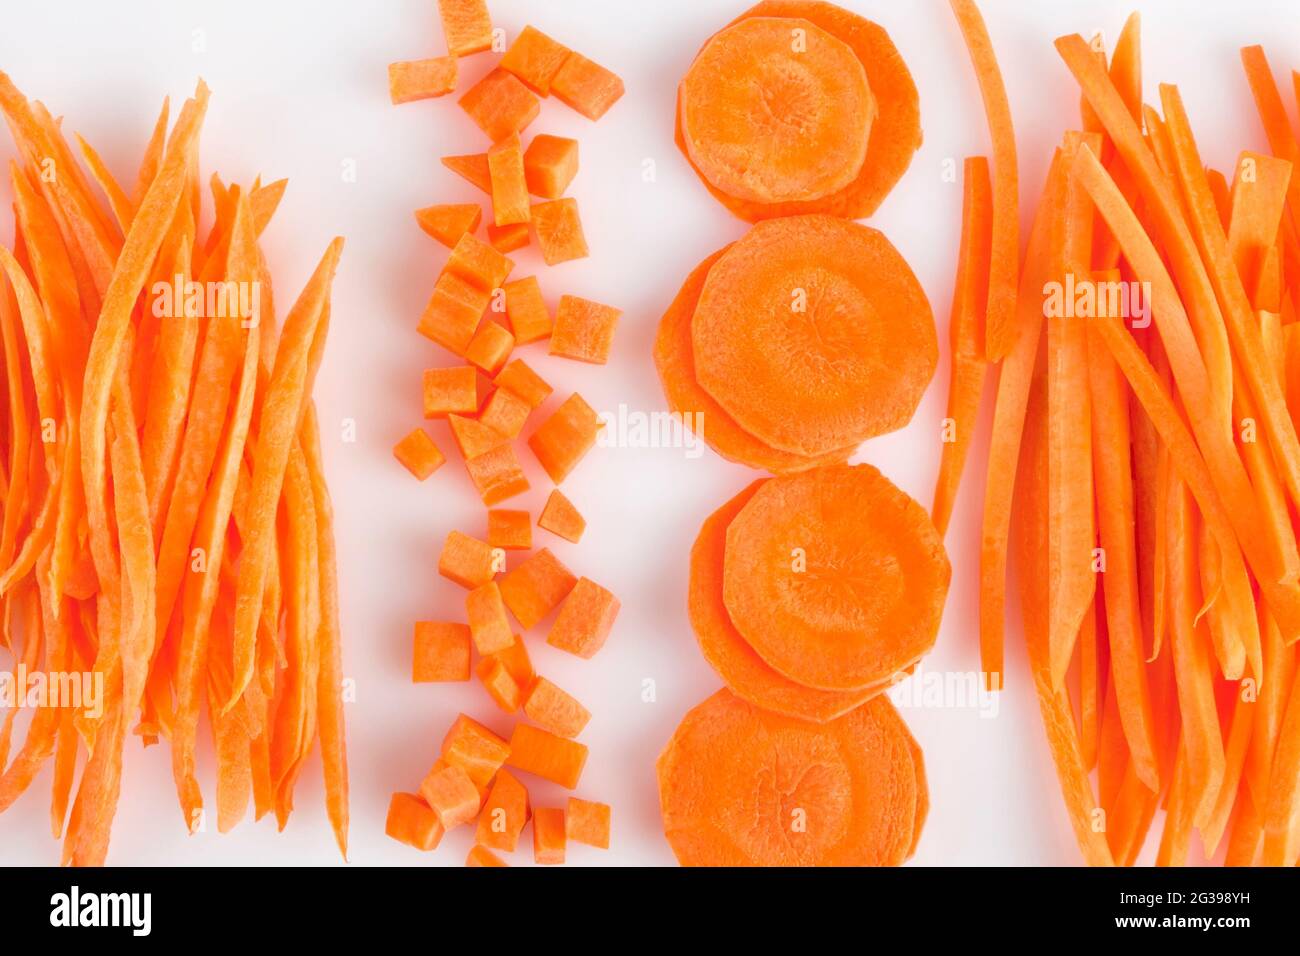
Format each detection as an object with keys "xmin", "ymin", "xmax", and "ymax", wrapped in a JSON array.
[
  {"xmin": 690, "ymin": 480, "xmax": 891, "ymax": 722},
  {"xmin": 723, "ymin": 464, "xmax": 949, "ymax": 691},
  {"xmin": 657, "ymin": 688, "xmax": 918, "ymax": 866},
  {"xmin": 692, "ymin": 215, "xmax": 936, "ymax": 458},
  {"xmin": 675, "ymin": 1, "xmax": 920, "ymax": 221},
  {"xmin": 654, "ymin": 245, "xmax": 854, "ymax": 473},
  {"xmin": 680, "ymin": 16, "xmax": 873, "ymax": 204}
]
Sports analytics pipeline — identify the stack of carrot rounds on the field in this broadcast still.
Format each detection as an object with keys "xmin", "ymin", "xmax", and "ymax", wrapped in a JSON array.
[
  {"xmin": 939, "ymin": 0, "xmax": 1300, "ymax": 866},
  {"xmin": 387, "ymin": 1, "xmax": 622, "ymax": 866},
  {"xmin": 656, "ymin": 1, "xmax": 939, "ymax": 867},
  {"xmin": 0, "ymin": 75, "xmax": 348, "ymax": 864}
]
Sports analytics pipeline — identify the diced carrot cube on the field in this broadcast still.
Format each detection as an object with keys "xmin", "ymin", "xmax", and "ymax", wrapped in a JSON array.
[
  {"xmin": 393, "ymin": 428, "xmax": 446, "ymax": 481},
  {"xmin": 523, "ymin": 676, "xmax": 591, "ymax": 738},
  {"xmin": 465, "ymin": 320, "xmax": 515, "ymax": 375},
  {"xmin": 418, "ymin": 270, "xmax": 489, "ymax": 355},
  {"xmin": 479, "ymin": 387, "xmax": 531, "ymax": 439},
  {"xmin": 499, "ymin": 548, "xmax": 577, "ymax": 629},
  {"xmin": 528, "ymin": 393, "xmax": 602, "ymax": 483},
  {"xmin": 501, "ymin": 276, "xmax": 553, "ymax": 345},
  {"xmin": 460, "ymin": 69, "xmax": 540, "ymax": 142},
  {"xmin": 487, "ymin": 133, "xmax": 530, "ymax": 226},
  {"xmin": 413, "ymin": 621, "xmax": 472, "ymax": 682},
  {"xmin": 475, "ymin": 768, "xmax": 530, "ymax": 852},
  {"xmin": 548, "ymin": 577, "xmax": 621, "ymax": 659},
  {"xmin": 500, "ymin": 25, "xmax": 571, "ymax": 96},
  {"xmin": 532, "ymin": 807, "xmax": 567, "ymax": 864},
  {"xmin": 508, "ymin": 724, "xmax": 588, "ymax": 789},
  {"xmin": 550, "ymin": 295, "xmax": 621, "ymax": 364},
  {"xmin": 566, "ymin": 797, "xmax": 611, "ymax": 849},
  {"xmin": 486, "ymin": 634, "xmax": 535, "ymax": 694},
  {"xmin": 487, "ymin": 509, "xmax": 532, "ymax": 550},
  {"xmin": 494, "ymin": 357, "xmax": 553, "ymax": 409},
  {"xmin": 448, "ymin": 414, "xmax": 508, "ymax": 460},
  {"xmin": 437, "ymin": 0, "xmax": 493, "ymax": 57},
  {"xmin": 465, "ymin": 443, "xmax": 530, "ymax": 506},
  {"xmin": 466, "ymin": 844, "xmax": 509, "ymax": 867},
  {"xmin": 446, "ymin": 232, "xmax": 515, "ymax": 293},
  {"xmin": 523, "ymin": 135, "xmax": 579, "ymax": 199},
  {"xmin": 423, "ymin": 365, "xmax": 480, "ymax": 419},
  {"xmin": 438, "ymin": 530, "xmax": 499, "ymax": 589},
  {"xmin": 486, "ymin": 221, "xmax": 530, "ymax": 253},
  {"xmin": 420, "ymin": 763, "xmax": 482, "ymax": 829},
  {"xmin": 442, "ymin": 152, "xmax": 491, "ymax": 193},
  {"xmin": 477, "ymin": 656, "xmax": 523, "ymax": 712},
  {"xmin": 537, "ymin": 489, "xmax": 585, "ymax": 542},
  {"xmin": 385, "ymin": 792, "xmax": 445, "ymax": 850},
  {"xmin": 531, "ymin": 198, "xmax": 589, "ymax": 265},
  {"xmin": 551, "ymin": 51, "xmax": 624, "ymax": 120},
  {"xmin": 388, "ymin": 57, "xmax": 458, "ymax": 104},
  {"xmin": 467, "ymin": 581, "xmax": 514, "ymax": 654},
  {"xmin": 415, "ymin": 203, "xmax": 482, "ymax": 247},
  {"xmin": 441, "ymin": 714, "xmax": 511, "ymax": 790}
]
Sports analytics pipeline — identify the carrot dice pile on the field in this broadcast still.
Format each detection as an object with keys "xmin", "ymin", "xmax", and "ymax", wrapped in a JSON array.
[{"xmin": 387, "ymin": 1, "xmax": 621, "ymax": 866}]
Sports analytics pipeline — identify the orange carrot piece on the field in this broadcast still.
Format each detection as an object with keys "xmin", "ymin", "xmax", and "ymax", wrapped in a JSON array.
[
  {"xmin": 932, "ymin": 156, "xmax": 991, "ymax": 537},
  {"xmin": 500, "ymin": 26, "xmax": 571, "ymax": 96},
  {"xmin": 424, "ymin": 365, "xmax": 482, "ymax": 418},
  {"xmin": 523, "ymin": 134, "xmax": 579, "ymax": 199},
  {"xmin": 464, "ymin": 443, "xmax": 530, "ymax": 505},
  {"xmin": 460, "ymin": 69, "xmax": 541, "ymax": 142},
  {"xmin": 547, "ymin": 577, "xmax": 620, "ymax": 660},
  {"xmin": 1241, "ymin": 46, "xmax": 1300, "ymax": 234},
  {"xmin": 523, "ymin": 677, "xmax": 591, "ymax": 738},
  {"xmin": 419, "ymin": 763, "xmax": 482, "ymax": 829},
  {"xmin": 388, "ymin": 57, "xmax": 458, "ymax": 104},
  {"xmin": 1261, "ymin": 656, "xmax": 1300, "ymax": 864},
  {"xmin": 467, "ymin": 581, "xmax": 514, "ymax": 655},
  {"xmin": 446, "ymin": 231, "xmax": 515, "ymax": 292},
  {"xmin": 442, "ymin": 152, "xmax": 492, "ymax": 193},
  {"xmin": 495, "ymin": 356, "xmax": 553, "ymax": 408},
  {"xmin": 438, "ymin": 530, "xmax": 499, "ymax": 589},
  {"xmin": 499, "ymin": 548, "xmax": 577, "ymax": 630},
  {"xmin": 488, "ymin": 635, "xmax": 535, "ymax": 694},
  {"xmin": 466, "ymin": 844, "xmax": 509, "ymax": 866},
  {"xmin": 487, "ymin": 133, "xmax": 530, "ymax": 227},
  {"xmin": 566, "ymin": 797, "xmax": 610, "ymax": 849},
  {"xmin": 531, "ymin": 198, "xmax": 589, "ymax": 265},
  {"xmin": 550, "ymin": 295, "xmax": 620, "ymax": 364},
  {"xmin": 486, "ymin": 222, "xmax": 529, "ymax": 253},
  {"xmin": 509, "ymin": 724, "xmax": 588, "ymax": 789},
  {"xmin": 479, "ymin": 386, "xmax": 531, "ymax": 439},
  {"xmin": 550, "ymin": 51, "xmax": 624, "ymax": 120},
  {"xmin": 386, "ymin": 792, "xmax": 444, "ymax": 851},
  {"xmin": 437, "ymin": 0, "xmax": 492, "ymax": 56},
  {"xmin": 475, "ymin": 768, "xmax": 530, "ymax": 851},
  {"xmin": 418, "ymin": 270, "xmax": 490, "ymax": 355},
  {"xmin": 1226, "ymin": 151, "xmax": 1291, "ymax": 287},
  {"xmin": 415, "ymin": 203, "xmax": 482, "ymax": 248},
  {"xmin": 413, "ymin": 621, "xmax": 472, "ymax": 682},
  {"xmin": 393, "ymin": 428, "xmax": 446, "ymax": 480},
  {"xmin": 528, "ymin": 393, "xmax": 602, "ymax": 483},
  {"xmin": 487, "ymin": 509, "xmax": 532, "ymax": 550},
  {"xmin": 441, "ymin": 714, "xmax": 511, "ymax": 790},
  {"xmin": 464, "ymin": 320, "xmax": 515, "ymax": 375},
  {"xmin": 502, "ymin": 277, "xmax": 553, "ymax": 344},
  {"xmin": 538, "ymin": 489, "xmax": 585, "ymax": 543},
  {"xmin": 477, "ymin": 656, "xmax": 524, "ymax": 712},
  {"xmin": 949, "ymin": 0, "xmax": 1019, "ymax": 361}
]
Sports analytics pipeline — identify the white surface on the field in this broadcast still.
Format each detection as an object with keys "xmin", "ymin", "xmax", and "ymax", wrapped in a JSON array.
[{"xmin": 1, "ymin": 0, "xmax": 1297, "ymax": 866}]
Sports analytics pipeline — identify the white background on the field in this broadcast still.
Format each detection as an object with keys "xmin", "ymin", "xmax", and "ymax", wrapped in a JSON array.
[{"xmin": 1, "ymin": 0, "xmax": 1297, "ymax": 866}]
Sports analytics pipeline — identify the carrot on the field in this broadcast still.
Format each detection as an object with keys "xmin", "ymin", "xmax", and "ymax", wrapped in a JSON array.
[
  {"xmin": 1261, "ymin": 659, "xmax": 1300, "ymax": 864},
  {"xmin": 486, "ymin": 222, "xmax": 529, "ymax": 253},
  {"xmin": 523, "ymin": 677, "xmax": 591, "ymax": 738},
  {"xmin": 949, "ymin": 0, "xmax": 1019, "ymax": 362},
  {"xmin": 722, "ymin": 464, "xmax": 949, "ymax": 691},
  {"xmin": 386, "ymin": 792, "xmax": 444, "ymax": 851},
  {"xmin": 551, "ymin": 51, "xmax": 625, "ymax": 121},
  {"xmin": 478, "ymin": 387, "xmax": 531, "ymax": 439},
  {"xmin": 442, "ymin": 152, "xmax": 492, "ymax": 193},
  {"xmin": 467, "ymin": 581, "xmax": 513, "ymax": 655},
  {"xmin": 1241, "ymin": 46, "xmax": 1300, "ymax": 238},
  {"xmin": 419, "ymin": 269, "xmax": 490, "ymax": 355},
  {"xmin": 501, "ymin": 277, "xmax": 553, "ymax": 345},
  {"xmin": 678, "ymin": 16, "xmax": 873, "ymax": 205},
  {"xmin": 657, "ymin": 689, "xmax": 920, "ymax": 866},
  {"xmin": 475, "ymin": 768, "xmax": 529, "ymax": 852},
  {"xmin": 486, "ymin": 509, "xmax": 532, "ymax": 550},
  {"xmin": 441, "ymin": 714, "xmax": 511, "ymax": 791},
  {"xmin": 446, "ymin": 231, "xmax": 514, "ymax": 292},
  {"xmin": 675, "ymin": 1, "xmax": 920, "ymax": 222},
  {"xmin": 522, "ymin": 134, "xmax": 578, "ymax": 199},
  {"xmin": 464, "ymin": 321, "xmax": 514, "ymax": 376},
  {"xmin": 438, "ymin": 530, "xmax": 499, "ymax": 589},
  {"xmin": 691, "ymin": 215, "xmax": 936, "ymax": 458},
  {"xmin": 413, "ymin": 621, "xmax": 472, "ymax": 683},
  {"xmin": 566, "ymin": 797, "xmax": 611, "ymax": 849},
  {"xmin": 466, "ymin": 844, "xmax": 508, "ymax": 866},
  {"xmin": 420, "ymin": 763, "xmax": 482, "ymax": 829},
  {"xmin": 477, "ymin": 656, "xmax": 523, "ymax": 712},
  {"xmin": 500, "ymin": 26, "xmax": 571, "ymax": 96},
  {"xmin": 487, "ymin": 132, "xmax": 530, "ymax": 226},
  {"xmin": 464, "ymin": 443, "xmax": 530, "ymax": 505},
  {"xmin": 393, "ymin": 428, "xmax": 446, "ymax": 480},
  {"xmin": 487, "ymin": 634, "xmax": 534, "ymax": 692},
  {"xmin": 547, "ymin": 577, "xmax": 621, "ymax": 659},
  {"xmin": 527, "ymin": 393, "xmax": 602, "ymax": 483},
  {"xmin": 530, "ymin": 198, "xmax": 589, "ymax": 265},
  {"xmin": 459, "ymin": 69, "xmax": 541, "ymax": 142},
  {"xmin": 498, "ymin": 547, "xmax": 575, "ymax": 629},
  {"xmin": 532, "ymin": 806, "xmax": 567, "ymax": 864},
  {"xmin": 538, "ymin": 489, "xmax": 585, "ymax": 543},
  {"xmin": 550, "ymin": 295, "xmax": 619, "ymax": 364},
  {"xmin": 415, "ymin": 203, "xmax": 483, "ymax": 248},
  {"xmin": 437, "ymin": 0, "xmax": 492, "ymax": 57},
  {"xmin": 1226, "ymin": 151, "xmax": 1292, "ymax": 288},
  {"xmin": 388, "ymin": 57, "xmax": 458, "ymax": 104},
  {"xmin": 423, "ymin": 365, "xmax": 483, "ymax": 418},
  {"xmin": 932, "ymin": 156, "xmax": 992, "ymax": 537},
  {"xmin": 508, "ymin": 723, "xmax": 588, "ymax": 789}
]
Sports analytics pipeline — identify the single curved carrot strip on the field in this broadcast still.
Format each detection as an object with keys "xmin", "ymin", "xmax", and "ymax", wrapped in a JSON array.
[
  {"xmin": 0, "ymin": 247, "xmax": 60, "ymax": 469},
  {"xmin": 1224, "ymin": 778, "xmax": 1264, "ymax": 865},
  {"xmin": 1077, "ymin": 597, "xmax": 1100, "ymax": 770},
  {"xmin": 75, "ymin": 133, "xmax": 134, "ymax": 231},
  {"xmin": 1227, "ymin": 151, "xmax": 1291, "ymax": 289},
  {"xmin": 1247, "ymin": 608, "xmax": 1294, "ymax": 816},
  {"xmin": 1201, "ymin": 688, "xmax": 1257, "ymax": 856},
  {"xmin": 132, "ymin": 96, "xmax": 169, "ymax": 207},
  {"xmin": 932, "ymin": 156, "xmax": 991, "ymax": 537},
  {"xmin": 1261, "ymin": 654, "xmax": 1300, "ymax": 865},
  {"xmin": 227, "ymin": 237, "xmax": 343, "ymax": 712},
  {"xmin": 1110, "ymin": 13, "xmax": 1142, "ymax": 122},
  {"xmin": 949, "ymin": 0, "xmax": 1019, "ymax": 362},
  {"xmin": 1155, "ymin": 740, "xmax": 1192, "ymax": 866},
  {"xmin": 1241, "ymin": 46, "xmax": 1300, "ymax": 232},
  {"xmin": 980, "ymin": 149, "xmax": 1066, "ymax": 689},
  {"xmin": 109, "ymin": 381, "xmax": 155, "ymax": 719},
  {"xmin": 0, "ymin": 272, "xmax": 31, "ymax": 577}
]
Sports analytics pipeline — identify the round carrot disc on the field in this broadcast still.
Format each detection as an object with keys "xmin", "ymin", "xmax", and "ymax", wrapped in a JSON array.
[
  {"xmin": 689, "ymin": 480, "xmax": 894, "ymax": 722},
  {"xmin": 723, "ymin": 464, "xmax": 949, "ymax": 691},
  {"xmin": 691, "ymin": 215, "xmax": 936, "ymax": 458},
  {"xmin": 653, "ymin": 246, "xmax": 855, "ymax": 474},
  {"xmin": 679, "ymin": 16, "xmax": 874, "ymax": 205},
  {"xmin": 656, "ymin": 688, "xmax": 919, "ymax": 866},
  {"xmin": 675, "ymin": 1, "xmax": 921, "ymax": 221}
]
